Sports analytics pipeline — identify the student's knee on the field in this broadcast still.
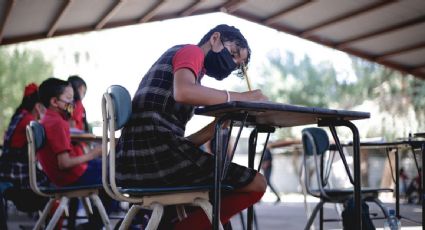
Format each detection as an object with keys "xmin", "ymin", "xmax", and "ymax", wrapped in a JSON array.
[
  {"xmin": 256, "ymin": 173, "xmax": 267, "ymax": 192},
  {"xmin": 238, "ymin": 173, "xmax": 267, "ymax": 193},
  {"xmin": 249, "ymin": 173, "xmax": 267, "ymax": 192}
]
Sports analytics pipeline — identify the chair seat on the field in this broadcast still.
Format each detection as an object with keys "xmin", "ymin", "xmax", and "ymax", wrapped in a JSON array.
[
  {"xmin": 310, "ymin": 187, "xmax": 393, "ymax": 201},
  {"xmin": 120, "ymin": 184, "xmax": 234, "ymax": 197},
  {"xmin": 40, "ymin": 184, "xmax": 103, "ymax": 194},
  {"xmin": 0, "ymin": 182, "xmax": 13, "ymax": 193}
]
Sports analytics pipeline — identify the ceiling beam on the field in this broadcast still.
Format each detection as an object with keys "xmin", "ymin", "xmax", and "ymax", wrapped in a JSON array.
[
  {"xmin": 47, "ymin": 0, "xmax": 73, "ymax": 37},
  {"xmin": 0, "ymin": 0, "xmax": 15, "ymax": 44},
  {"xmin": 180, "ymin": 0, "xmax": 206, "ymax": 16},
  {"xmin": 337, "ymin": 15, "xmax": 425, "ymax": 49},
  {"xmin": 376, "ymin": 41, "xmax": 425, "ymax": 62},
  {"xmin": 412, "ymin": 64, "xmax": 425, "ymax": 73},
  {"xmin": 138, "ymin": 0, "xmax": 167, "ymax": 23},
  {"xmin": 301, "ymin": 1, "xmax": 395, "ymax": 38},
  {"xmin": 263, "ymin": 1, "xmax": 312, "ymax": 25},
  {"xmin": 95, "ymin": 0, "xmax": 125, "ymax": 30},
  {"xmin": 342, "ymin": 47, "xmax": 425, "ymax": 80},
  {"xmin": 219, "ymin": 0, "xmax": 246, "ymax": 13},
  {"xmin": 230, "ymin": 10, "xmax": 425, "ymax": 80}
]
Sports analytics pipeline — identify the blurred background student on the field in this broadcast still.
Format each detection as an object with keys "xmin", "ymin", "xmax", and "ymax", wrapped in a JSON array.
[
  {"xmin": 261, "ymin": 148, "xmax": 281, "ymax": 203},
  {"xmin": 68, "ymin": 75, "xmax": 89, "ymax": 132},
  {"xmin": 0, "ymin": 83, "xmax": 50, "ymax": 229}
]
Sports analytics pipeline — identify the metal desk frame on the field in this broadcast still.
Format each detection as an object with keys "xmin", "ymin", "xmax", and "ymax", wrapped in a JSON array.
[
  {"xmin": 195, "ymin": 101, "xmax": 370, "ymax": 230},
  {"xmin": 350, "ymin": 140, "xmax": 425, "ymax": 227}
]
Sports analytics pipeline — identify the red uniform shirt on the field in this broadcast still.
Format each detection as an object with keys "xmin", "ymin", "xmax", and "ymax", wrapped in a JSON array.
[
  {"xmin": 10, "ymin": 110, "xmax": 34, "ymax": 148},
  {"xmin": 71, "ymin": 100, "xmax": 85, "ymax": 131},
  {"xmin": 172, "ymin": 44, "xmax": 205, "ymax": 78},
  {"xmin": 38, "ymin": 109, "xmax": 87, "ymax": 186}
]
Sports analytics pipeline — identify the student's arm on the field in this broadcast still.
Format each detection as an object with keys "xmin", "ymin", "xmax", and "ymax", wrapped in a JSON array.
[
  {"xmin": 57, "ymin": 147, "xmax": 101, "ymax": 170},
  {"xmin": 173, "ymin": 68, "xmax": 268, "ymax": 106}
]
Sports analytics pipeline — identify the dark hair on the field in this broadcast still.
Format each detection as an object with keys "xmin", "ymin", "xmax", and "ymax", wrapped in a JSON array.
[
  {"xmin": 39, "ymin": 78, "xmax": 70, "ymax": 107},
  {"xmin": 198, "ymin": 24, "xmax": 251, "ymax": 77},
  {"xmin": 10, "ymin": 88, "xmax": 39, "ymax": 120},
  {"xmin": 68, "ymin": 75, "xmax": 86, "ymax": 101}
]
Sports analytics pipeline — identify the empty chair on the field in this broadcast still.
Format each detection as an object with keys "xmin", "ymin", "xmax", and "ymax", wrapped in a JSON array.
[
  {"xmin": 101, "ymin": 85, "xmax": 225, "ymax": 230},
  {"xmin": 26, "ymin": 121, "xmax": 111, "ymax": 230},
  {"xmin": 301, "ymin": 127, "xmax": 391, "ymax": 230}
]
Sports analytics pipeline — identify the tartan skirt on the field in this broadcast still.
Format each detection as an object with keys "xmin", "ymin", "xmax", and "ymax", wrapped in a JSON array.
[{"xmin": 115, "ymin": 130, "xmax": 257, "ymax": 189}]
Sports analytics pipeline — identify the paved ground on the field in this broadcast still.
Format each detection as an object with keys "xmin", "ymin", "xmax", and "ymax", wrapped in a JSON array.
[{"xmin": 3, "ymin": 193, "xmax": 422, "ymax": 230}]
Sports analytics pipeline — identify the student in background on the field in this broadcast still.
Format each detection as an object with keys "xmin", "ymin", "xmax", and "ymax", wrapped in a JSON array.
[
  {"xmin": 68, "ymin": 75, "xmax": 89, "ymax": 132},
  {"xmin": 38, "ymin": 78, "xmax": 109, "ymax": 229},
  {"xmin": 261, "ymin": 148, "xmax": 281, "ymax": 203},
  {"xmin": 0, "ymin": 83, "xmax": 50, "ymax": 229}
]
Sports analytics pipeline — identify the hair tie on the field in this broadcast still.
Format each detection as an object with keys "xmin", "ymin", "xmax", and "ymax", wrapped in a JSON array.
[{"xmin": 24, "ymin": 83, "xmax": 38, "ymax": 97}]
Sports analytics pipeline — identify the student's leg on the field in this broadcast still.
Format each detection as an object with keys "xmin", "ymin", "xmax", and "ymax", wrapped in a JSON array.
[
  {"xmin": 174, "ymin": 173, "xmax": 266, "ymax": 230},
  {"xmin": 71, "ymin": 159, "xmax": 111, "ymax": 229},
  {"xmin": 264, "ymin": 168, "xmax": 281, "ymax": 202}
]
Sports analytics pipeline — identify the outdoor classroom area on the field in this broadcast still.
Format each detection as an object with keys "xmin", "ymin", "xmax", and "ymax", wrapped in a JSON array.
[{"xmin": 1, "ymin": 1, "xmax": 425, "ymax": 230}]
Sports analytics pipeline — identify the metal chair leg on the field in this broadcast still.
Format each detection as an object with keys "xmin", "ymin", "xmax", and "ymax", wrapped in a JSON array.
[
  {"xmin": 33, "ymin": 199, "xmax": 55, "ymax": 230},
  {"xmin": 119, "ymin": 204, "xmax": 143, "ymax": 230},
  {"xmin": 90, "ymin": 194, "xmax": 111, "ymax": 230},
  {"xmin": 145, "ymin": 203, "xmax": 164, "ymax": 230},
  {"xmin": 82, "ymin": 196, "xmax": 93, "ymax": 215},
  {"xmin": 46, "ymin": 197, "xmax": 69, "ymax": 230},
  {"xmin": 193, "ymin": 198, "xmax": 224, "ymax": 230},
  {"xmin": 372, "ymin": 198, "xmax": 389, "ymax": 217},
  {"xmin": 239, "ymin": 211, "xmax": 246, "ymax": 230},
  {"xmin": 304, "ymin": 201, "xmax": 325, "ymax": 230},
  {"xmin": 176, "ymin": 205, "xmax": 188, "ymax": 220}
]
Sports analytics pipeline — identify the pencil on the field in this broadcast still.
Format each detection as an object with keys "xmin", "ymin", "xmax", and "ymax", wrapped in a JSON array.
[{"xmin": 242, "ymin": 62, "xmax": 252, "ymax": 91}]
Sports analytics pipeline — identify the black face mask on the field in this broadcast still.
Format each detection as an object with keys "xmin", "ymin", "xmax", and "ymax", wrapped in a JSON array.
[{"xmin": 204, "ymin": 47, "xmax": 237, "ymax": 81}]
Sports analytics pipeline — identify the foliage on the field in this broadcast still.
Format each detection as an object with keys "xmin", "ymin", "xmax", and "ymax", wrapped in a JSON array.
[
  {"xmin": 351, "ymin": 57, "xmax": 425, "ymax": 134},
  {"xmin": 0, "ymin": 48, "xmax": 53, "ymax": 144},
  {"xmin": 256, "ymin": 50, "xmax": 425, "ymax": 140}
]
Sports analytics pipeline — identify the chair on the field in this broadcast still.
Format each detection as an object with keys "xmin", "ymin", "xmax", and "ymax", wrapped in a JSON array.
[
  {"xmin": 301, "ymin": 127, "xmax": 392, "ymax": 230},
  {"xmin": 26, "ymin": 121, "xmax": 111, "ymax": 230},
  {"xmin": 101, "ymin": 85, "xmax": 226, "ymax": 230}
]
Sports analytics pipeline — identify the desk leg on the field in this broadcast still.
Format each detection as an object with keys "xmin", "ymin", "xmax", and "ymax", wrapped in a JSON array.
[
  {"xmin": 395, "ymin": 149, "xmax": 400, "ymax": 218},
  {"xmin": 247, "ymin": 129, "xmax": 258, "ymax": 230},
  {"xmin": 320, "ymin": 120, "xmax": 362, "ymax": 229},
  {"xmin": 213, "ymin": 119, "xmax": 226, "ymax": 230},
  {"xmin": 346, "ymin": 121, "xmax": 362, "ymax": 229},
  {"xmin": 421, "ymin": 143, "xmax": 424, "ymax": 230}
]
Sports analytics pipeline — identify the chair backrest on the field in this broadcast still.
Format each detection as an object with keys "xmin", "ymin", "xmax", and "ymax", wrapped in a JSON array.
[
  {"xmin": 26, "ymin": 121, "xmax": 49, "ymax": 197},
  {"xmin": 101, "ymin": 85, "xmax": 135, "ymax": 201},
  {"xmin": 107, "ymin": 85, "xmax": 132, "ymax": 130},
  {"xmin": 302, "ymin": 128, "xmax": 329, "ymax": 156},
  {"xmin": 301, "ymin": 127, "xmax": 331, "ymax": 196}
]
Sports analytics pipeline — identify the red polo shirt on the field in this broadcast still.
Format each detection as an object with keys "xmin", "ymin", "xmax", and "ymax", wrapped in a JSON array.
[
  {"xmin": 38, "ymin": 109, "xmax": 87, "ymax": 186},
  {"xmin": 71, "ymin": 100, "xmax": 85, "ymax": 130},
  {"xmin": 10, "ymin": 110, "xmax": 34, "ymax": 148},
  {"xmin": 172, "ymin": 44, "xmax": 204, "ymax": 78}
]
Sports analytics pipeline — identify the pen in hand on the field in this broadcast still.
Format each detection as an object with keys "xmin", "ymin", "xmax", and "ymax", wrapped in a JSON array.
[{"xmin": 242, "ymin": 62, "xmax": 252, "ymax": 91}]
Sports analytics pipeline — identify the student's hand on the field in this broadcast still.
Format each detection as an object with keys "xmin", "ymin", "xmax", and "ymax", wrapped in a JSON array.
[
  {"xmin": 91, "ymin": 145, "xmax": 102, "ymax": 158},
  {"xmin": 241, "ymin": 89, "xmax": 269, "ymax": 102}
]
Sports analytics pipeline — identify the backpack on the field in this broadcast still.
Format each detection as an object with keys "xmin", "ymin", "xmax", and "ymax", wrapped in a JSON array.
[{"xmin": 341, "ymin": 198, "xmax": 376, "ymax": 230}]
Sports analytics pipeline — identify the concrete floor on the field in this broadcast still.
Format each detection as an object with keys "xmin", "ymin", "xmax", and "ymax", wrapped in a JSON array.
[{"xmin": 3, "ymin": 193, "xmax": 422, "ymax": 230}]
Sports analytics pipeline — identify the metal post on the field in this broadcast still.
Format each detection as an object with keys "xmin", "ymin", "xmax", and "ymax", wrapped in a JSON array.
[{"xmin": 247, "ymin": 129, "xmax": 258, "ymax": 230}]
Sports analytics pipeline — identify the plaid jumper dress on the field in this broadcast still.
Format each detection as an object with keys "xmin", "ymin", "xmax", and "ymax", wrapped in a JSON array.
[{"xmin": 116, "ymin": 45, "xmax": 256, "ymax": 188}]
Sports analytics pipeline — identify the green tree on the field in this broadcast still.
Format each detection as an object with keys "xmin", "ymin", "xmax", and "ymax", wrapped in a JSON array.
[
  {"xmin": 258, "ymin": 51, "xmax": 340, "ymax": 108},
  {"xmin": 0, "ymin": 48, "xmax": 53, "ymax": 144},
  {"xmin": 351, "ymin": 57, "xmax": 425, "ymax": 133},
  {"xmin": 251, "ymin": 50, "xmax": 425, "ymax": 139}
]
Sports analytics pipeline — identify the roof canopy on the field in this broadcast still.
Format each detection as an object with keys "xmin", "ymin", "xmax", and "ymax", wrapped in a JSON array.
[{"xmin": 1, "ymin": 0, "xmax": 424, "ymax": 79}]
